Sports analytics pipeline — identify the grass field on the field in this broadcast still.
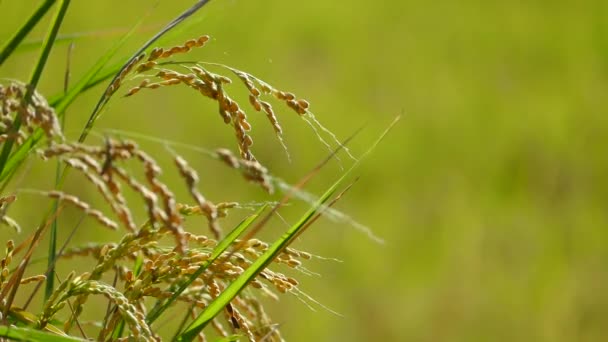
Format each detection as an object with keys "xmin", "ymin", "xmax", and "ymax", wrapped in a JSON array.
[{"xmin": 2, "ymin": 1, "xmax": 608, "ymax": 341}]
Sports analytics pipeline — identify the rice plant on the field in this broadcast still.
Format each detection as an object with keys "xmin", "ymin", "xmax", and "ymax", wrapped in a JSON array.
[{"xmin": 0, "ymin": 1, "xmax": 394, "ymax": 341}]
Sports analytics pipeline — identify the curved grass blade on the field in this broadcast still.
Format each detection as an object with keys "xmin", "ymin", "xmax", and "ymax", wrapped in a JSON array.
[
  {"xmin": 0, "ymin": 325, "xmax": 85, "ymax": 342},
  {"xmin": 79, "ymin": 0, "xmax": 213, "ymax": 144},
  {"xmin": 0, "ymin": 0, "xmax": 71, "ymax": 177},
  {"xmin": 145, "ymin": 203, "xmax": 266, "ymax": 325},
  {"xmin": 0, "ymin": 0, "xmax": 57, "ymax": 66},
  {"xmin": 177, "ymin": 116, "xmax": 400, "ymax": 341}
]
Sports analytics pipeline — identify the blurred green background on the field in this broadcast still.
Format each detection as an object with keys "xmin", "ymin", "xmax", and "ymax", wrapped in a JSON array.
[{"xmin": 2, "ymin": 0, "xmax": 608, "ymax": 341}]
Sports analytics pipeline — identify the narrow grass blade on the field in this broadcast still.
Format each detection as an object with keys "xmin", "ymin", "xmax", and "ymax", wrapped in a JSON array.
[
  {"xmin": 177, "ymin": 116, "xmax": 400, "ymax": 341},
  {"xmin": 0, "ymin": 0, "xmax": 57, "ymax": 66},
  {"xmin": 146, "ymin": 204, "xmax": 266, "ymax": 325},
  {"xmin": 0, "ymin": 325, "xmax": 85, "ymax": 342}
]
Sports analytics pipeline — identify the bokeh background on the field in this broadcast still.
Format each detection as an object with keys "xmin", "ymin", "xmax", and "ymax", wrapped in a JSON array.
[{"xmin": 2, "ymin": 0, "xmax": 608, "ymax": 341}]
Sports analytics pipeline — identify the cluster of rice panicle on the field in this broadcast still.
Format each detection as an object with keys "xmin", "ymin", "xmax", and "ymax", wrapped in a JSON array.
[
  {"xmin": 0, "ymin": 34, "xmax": 335, "ymax": 341},
  {"xmin": 0, "ymin": 81, "xmax": 64, "ymax": 144},
  {"xmin": 112, "ymin": 35, "xmax": 343, "ymax": 162},
  {"xmin": 53, "ymin": 236, "xmax": 313, "ymax": 341},
  {"xmin": 35, "ymin": 136, "xmax": 315, "ymax": 340}
]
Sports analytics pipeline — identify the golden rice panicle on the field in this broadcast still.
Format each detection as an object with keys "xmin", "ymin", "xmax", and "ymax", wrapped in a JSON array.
[
  {"xmin": 125, "ymin": 79, "xmax": 150, "ymax": 97},
  {"xmin": 190, "ymin": 66, "xmax": 232, "ymax": 86},
  {"xmin": 0, "ymin": 81, "xmax": 64, "ymax": 143},
  {"xmin": 45, "ymin": 190, "xmax": 119, "ymax": 230},
  {"xmin": 122, "ymin": 35, "xmax": 211, "ymax": 96},
  {"xmin": 226, "ymin": 67, "xmax": 311, "ymax": 116},
  {"xmin": 214, "ymin": 148, "xmax": 274, "ymax": 193},
  {"xmin": 134, "ymin": 60, "xmax": 157, "ymax": 74},
  {"xmin": 124, "ymin": 77, "xmax": 182, "ymax": 97},
  {"xmin": 107, "ymin": 53, "xmax": 146, "ymax": 97},
  {"xmin": 155, "ymin": 35, "xmax": 210, "ymax": 60},
  {"xmin": 70, "ymin": 280, "xmax": 157, "ymax": 341},
  {"xmin": 219, "ymin": 68, "xmax": 297, "ymax": 159},
  {"xmin": 110, "ymin": 165, "xmax": 165, "ymax": 227},
  {"xmin": 37, "ymin": 141, "xmax": 100, "ymax": 160},
  {"xmin": 132, "ymin": 148, "xmax": 189, "ymax": 254},
  {"xmin": 183, "ymin": 231, "xmax": 217, "ymax": 248},
  {"xmin": 226, "ymin": 70, "xmax": 286, "ymax": 133},
  {"xmin": 260, "ymin": 269, "xmax": 298, "ymax": 294},
  {"xmin": 60, "ymin": 243, "xmax": 117, "ymax": 259},
  {"xmin": 147, "ymin": 47, "xmax": 164, "ymax": 62},
  {"xmin": 240, "ymin": 159, "xmax": 273, "ymax": 193},
  {"xmin": 276, "ymin": 90, "xmax": 310, "ymax": 115},
  {"xmin": 60, "ymin": 157, "xmax": 136, "ymax": 232},
  {"xmin": 174, "ymin": 154, "xmax": 221, "ymax": 239},
  {"xmin": 215, "ymin": 84, "xmax": 256, "ymax": 161},
  {"xmin": 233, "ymin": 110, "xmax": 255, "ymax": 161},
  {"xmin": 233, "ymin": 70, "xmax": 262, "ymax": 99},
  {"xmin": 38, "ymin": 141, "xmax": 154, "ymax": 232},
  {"xmin": 215, "ymin": 148, "xmax": 239, "ymax": 169},
  {"xmin": 39, "ymin": 140, "xmax": 166, "ymax": 235}
]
